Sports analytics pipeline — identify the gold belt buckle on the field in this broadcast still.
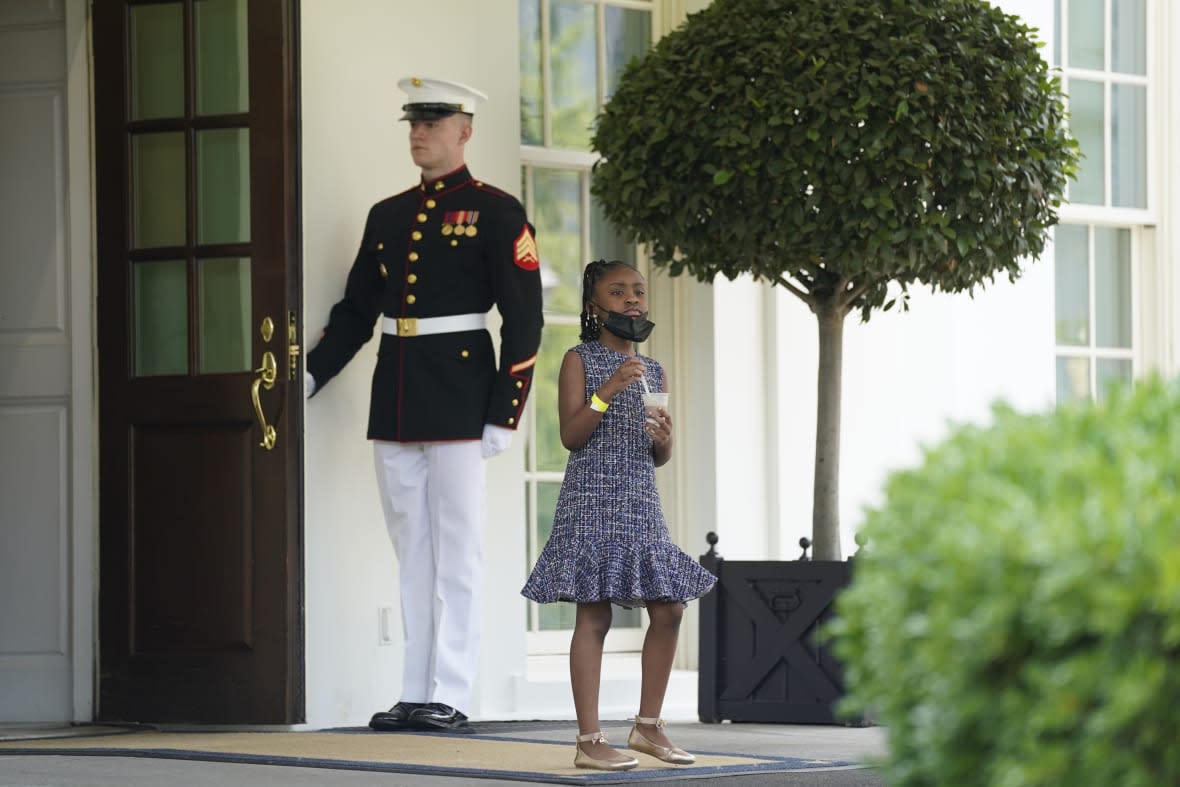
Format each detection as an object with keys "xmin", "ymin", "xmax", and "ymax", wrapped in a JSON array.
[{"xmin": 397, "ymin": 317, "xmax": 418, "ymax": 337}]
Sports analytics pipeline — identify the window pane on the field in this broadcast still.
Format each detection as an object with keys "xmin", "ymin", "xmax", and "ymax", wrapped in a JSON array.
[
  {"xmin": 1068, "ymin": 79, "xmax": 1104, "ymax": 205},
  {"xmin": 1056, "ymin": 356, "xmax": 1090, "ymax": 403},
  {"xmin": 195, "ymin": 0, "xmax": 249, "ymax": 116},
  {"xmin": 197, "ymin": 128, "xmax": 251, "ymax": 244},
  {"xmin": 1111, "ymin": 0, "xmax": 1146, "ymax": 75},
  {"xmin": 533, "ymin": 168, "xmax": 585, "ymax": 314},
  {"xmin": 1067, "ymin": 0, "xmax": 1103, "ymax": 69},
  {"xmin": 1095, "ymin": 358, "xmax": 1132, "ymax": 401},
  {"xmin": 614, "ymin": 605, "xmax": 641, "ymax": 629},
  {"xmin": 549, "ymin": 0, "xmax": 597, "ymax": 150},
  {"xmin": 198, "ymin": 257, "xmax": 251, "ymax": 374},
  {"xmin": 520, "ymin": 0, "xmax": 543, "ymax": 145},
  {"xmin": 535, "ymin": 323, "xmax": 582, "ymax": 473},
  {"xmin": 132, "ymin": 132, "xmax": 187, "ymax": 249},
  {"xmin": 604, "ymin": 6, "xmax": 650, "ymax": 101},
  {"xmin": 591, "ymin": 190, "xmax": 636, "ymax": 268},
  {"xmin": 130, "ymin": 2, "xmax": 183, "ymax": 121},
  {"xmin": 1111, "ymin": 84, "xmax": 1146, "ymax": 209},
  {"xmin": 1053, "ymin": 0, "xmax": 1061, "ymax": 67},
  {"xmin": 533, "ymin": 481, "xmax": 576, "ymax": 630},
  {"xmin": 1093, "ymin": 228, "xmax": 1131, "ymax": 349},
  {"xmin": 135, "ymin": 260, "xmax": 188, "ymax": 377},
  {"xmin": 1054, "ymin": 224, "xmax": 1089, "ymax": 346}
]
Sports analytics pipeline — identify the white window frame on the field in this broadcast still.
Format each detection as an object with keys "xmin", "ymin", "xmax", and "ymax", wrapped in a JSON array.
[{"xmin": 1054, "ymin": 0, "xmax": 1158, "ymax": 401}]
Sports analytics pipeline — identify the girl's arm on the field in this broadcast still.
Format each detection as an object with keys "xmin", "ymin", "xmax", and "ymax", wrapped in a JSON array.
[{"xmin": 558, "ymin": 350, "xmax": 647, "ymax": 450}]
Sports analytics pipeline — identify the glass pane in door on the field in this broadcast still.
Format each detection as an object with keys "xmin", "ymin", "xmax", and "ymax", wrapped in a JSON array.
[
  {"xmin": 195, "ymin": 0, "xmax": 250, "ymax": 115},
  {"xmin": 135, "ymin": 260, "xmax": 188, "ymax": 376},
  {"xmin": 132, "ymin": 132, "xmax": 187, "ymax": 249},
  {"xmin": 130, "ymin": 2, "xmax": 183, "ymax": 121},
  {"xmin": 197, "ymin": 128, "xmax": 251, "ymax": 244},
  {"xmin": 198, "ymin": 257, "xmax": 252, "ymax": 374}
]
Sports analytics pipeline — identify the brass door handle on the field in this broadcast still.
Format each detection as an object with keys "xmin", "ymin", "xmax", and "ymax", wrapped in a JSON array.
[{"xmin": 251, "ymin": 350, "xmax": 278, "ymax": 450}]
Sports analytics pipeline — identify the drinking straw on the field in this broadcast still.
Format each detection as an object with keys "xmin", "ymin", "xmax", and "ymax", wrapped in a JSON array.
[{"xmin": 635, "ymin": 342, "xmax": 651, "ymax": 393}]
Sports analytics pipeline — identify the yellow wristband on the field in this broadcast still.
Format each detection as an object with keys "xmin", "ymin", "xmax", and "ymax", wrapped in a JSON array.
[{"xmin": 589, "ymin": 393, "xmax": 610, "ymax": 413}]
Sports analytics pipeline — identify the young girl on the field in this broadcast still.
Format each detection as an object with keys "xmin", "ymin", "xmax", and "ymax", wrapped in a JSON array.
[{"xmin": 521, "ymin": 260, "xmax": 717, "ymax": 771}]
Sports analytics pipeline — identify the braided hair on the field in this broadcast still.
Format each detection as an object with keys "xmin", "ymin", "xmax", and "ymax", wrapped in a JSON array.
[{"xmin": 579, "ymin": 259, "xmax": 640, "ymax": 342}]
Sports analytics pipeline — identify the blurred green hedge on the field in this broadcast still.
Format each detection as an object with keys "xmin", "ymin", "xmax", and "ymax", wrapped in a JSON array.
[{"xmin": 830, "ymin": 375, "xmax": 1180, "ymax": 787}]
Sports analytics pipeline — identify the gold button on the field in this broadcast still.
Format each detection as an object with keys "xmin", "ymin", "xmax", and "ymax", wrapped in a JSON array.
[
  {"xmin": 434, "ymin": 181, "xmax": 444, "ymax": 191},
  {"xmin": 426, "ymin": 199, "xmax": 437, "ymax": 209},
  {"xmin": 406, "ymin": 273, "xmax": 418, "ymax": 284},
  {"xmin": 408, "ymin": 252, "xmax": 419, "ymax": 262},
  {"xmin": 450, "ymin": 239, "xmax": 458, "ymax": 247},
  {"xmin": 378, "ymin": 263, "xmax": 388, "ymax": 278},
  {"xmin": 516, "ymin": 381, "xmax": 523, "ymax": 389},
  {"xmin": 412, "ymin": 230, "xmax": 422, "ymax": 241},
  {"xmin": 512, "ymin": 398, "xmax": 519, "ymax": 406},
  {"xmin": 475, "ymin": 181, "xmax": 483, "ymax": 187},
  {"xmin": 377, "ymin": 242, "xmax": 384, "ymax": 250},
  {"xmin": 507, "ymin": 417, "xmax": 515, "ymax": 426},
  {"xmin": 460, "ymin": 350, "xmax": 470, "ymax": 358},
  {"xmin": 406, "ymin": 294, "xmax": 417, "ymax": 304},
  {"xmin": 417, "ymin": 213, "xmax": 428, "ymax": 223}
]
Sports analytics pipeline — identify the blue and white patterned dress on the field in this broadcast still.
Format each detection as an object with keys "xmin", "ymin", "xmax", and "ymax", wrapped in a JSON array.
[{"xmin": 521, "ymin": 342, "xmax": 716, "ymax": 609}]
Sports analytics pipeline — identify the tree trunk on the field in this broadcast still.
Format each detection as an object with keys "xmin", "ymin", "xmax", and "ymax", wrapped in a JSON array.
[{"xmin": 811, "ymin": 302, "xmax": 845, "ymax": 561}]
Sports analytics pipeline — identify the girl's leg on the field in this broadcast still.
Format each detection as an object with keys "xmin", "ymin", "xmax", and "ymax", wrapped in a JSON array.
[
  {"xmin": 636, "ymin": 601, "xmax": 684, "ymax": 748},
  {"xmin": 570, "ymin": 602, "xmax": 625, "ymax": 759}
]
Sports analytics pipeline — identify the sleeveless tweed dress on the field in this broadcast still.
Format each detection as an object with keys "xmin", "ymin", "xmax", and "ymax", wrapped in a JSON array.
[{"xmin": 521, "ymin": 342, "xmax": 716, "ymax": 609}]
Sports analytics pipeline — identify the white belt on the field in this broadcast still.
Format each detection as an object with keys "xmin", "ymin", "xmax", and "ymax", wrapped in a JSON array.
[{"xmin": 382, "ymin": 313, "xmax": 487, "ymax": 337}]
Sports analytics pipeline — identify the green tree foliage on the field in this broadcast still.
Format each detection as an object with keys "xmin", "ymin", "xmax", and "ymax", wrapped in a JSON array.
[
  {"xmin": 829, "ymin": 376, "xmax": 1180, "ymax": 786},
  {"xmin": 590, "ymin": 0, "xmax": 1079, "ymax": 559}
]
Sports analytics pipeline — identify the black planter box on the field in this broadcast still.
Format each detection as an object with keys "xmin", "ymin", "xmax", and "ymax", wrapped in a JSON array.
[{"xmin": 698, "ymin": 533, "xmax": 853, "ymax": 724}]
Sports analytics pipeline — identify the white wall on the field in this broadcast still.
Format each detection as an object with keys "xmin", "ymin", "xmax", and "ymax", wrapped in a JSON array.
[
  {"xmin": 705, "ymin": 263, "xmax": 1057, "ymax": 564},
  {"xmin": 300, "ymin": 0, "xmax": 524, "ymax": 726}
]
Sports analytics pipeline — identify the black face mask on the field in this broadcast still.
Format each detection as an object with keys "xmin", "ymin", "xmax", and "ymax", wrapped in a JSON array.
[{"xmin": 596, "ymin": 307, "xmax": 655, "ymax": 343}]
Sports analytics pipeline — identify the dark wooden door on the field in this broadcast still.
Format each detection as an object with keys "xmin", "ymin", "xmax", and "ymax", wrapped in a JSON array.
[{"xmin": 94, "ymin": 0, "xmax": 303, "ymax": 724}]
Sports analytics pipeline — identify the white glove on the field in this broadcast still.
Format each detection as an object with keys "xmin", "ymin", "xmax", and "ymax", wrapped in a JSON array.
[
  {"xmin": 304, "ymin": 370, "xmax": 317, "ymax": 398},
  {"xmin": 481, "ymin": 424, "xmax": 513, "ymax": 459}
]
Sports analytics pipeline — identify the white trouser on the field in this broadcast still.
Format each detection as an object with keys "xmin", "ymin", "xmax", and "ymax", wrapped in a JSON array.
[{"xmin": 373, "ymin": 440, "xmax": 486, "ymax": 711}]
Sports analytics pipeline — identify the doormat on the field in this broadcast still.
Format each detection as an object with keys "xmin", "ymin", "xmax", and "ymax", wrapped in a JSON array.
[{"xmin": 0, "ymin": 727, "xmax": 856, "ymax": 784}]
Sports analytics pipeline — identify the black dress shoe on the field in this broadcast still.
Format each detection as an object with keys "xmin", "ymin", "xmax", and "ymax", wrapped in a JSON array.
[
  {"xmin": 369, "ymin": 701, "xmax": 424, "ymax": 731},
  {"xmin": 407, "ymin": 702, "xmax": 474, "ymax": 733}
]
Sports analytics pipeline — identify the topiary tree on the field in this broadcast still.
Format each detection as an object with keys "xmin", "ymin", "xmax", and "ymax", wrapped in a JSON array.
[
  {"xmin": 828, "ymin": 375, "xmax": 1180, "ymax": 786},
  {"xmin": 590, "ymin": 0, "xmax": 1079, "ymax": 560}
]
